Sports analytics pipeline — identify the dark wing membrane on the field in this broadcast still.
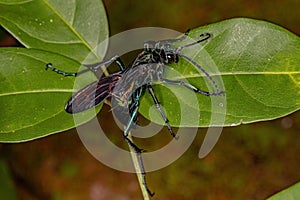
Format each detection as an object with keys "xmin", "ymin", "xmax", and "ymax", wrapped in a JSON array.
[{"xmin": 65, "ymin": 74, "xmax": 122, "ymax": 113}]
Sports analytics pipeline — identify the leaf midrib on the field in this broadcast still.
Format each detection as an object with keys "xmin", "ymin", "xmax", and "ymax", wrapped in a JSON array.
[
  {"xmin": 42, "ymin": 0, "xmax": 97, "ymax": 57},
  {"xmin": 171, "ymin": 71, "xmax": 300, "ymax": 80},
  {"xmin": 0, "ymin": 89, "xmax": 74, "ymax": 97}
]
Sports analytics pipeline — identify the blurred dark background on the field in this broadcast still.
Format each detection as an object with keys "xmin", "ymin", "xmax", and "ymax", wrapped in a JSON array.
[{"xmin": 1, "ymin": 0, "xmax": 300, "ymax": 199}]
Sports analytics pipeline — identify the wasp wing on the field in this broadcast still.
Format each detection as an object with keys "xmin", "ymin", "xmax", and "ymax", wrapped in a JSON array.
[{"xmin": 65, "ymin": 74, "xmax": 122, "ymax": 113}]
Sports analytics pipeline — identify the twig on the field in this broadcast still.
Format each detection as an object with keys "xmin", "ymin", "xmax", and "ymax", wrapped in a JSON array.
[{"xmin": 127, "ymin": 132, "xmax": 150, "ymax": 200}]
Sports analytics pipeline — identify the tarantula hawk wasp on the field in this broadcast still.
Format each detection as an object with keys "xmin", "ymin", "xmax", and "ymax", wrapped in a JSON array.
[{"xmin": 46, "ymin": 29, "xmax": 225, "ymax": 196}]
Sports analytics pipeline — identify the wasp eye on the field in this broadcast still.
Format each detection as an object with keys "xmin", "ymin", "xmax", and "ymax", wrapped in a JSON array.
[{"xmin": 165, "ymin": 54, "xmax": 177, "ymax": 64}]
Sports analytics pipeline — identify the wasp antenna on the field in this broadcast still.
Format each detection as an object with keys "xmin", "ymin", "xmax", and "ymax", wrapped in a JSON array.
[{"xmin": 176, "ymin": 32, "xmax": 211, "ymax": 53}]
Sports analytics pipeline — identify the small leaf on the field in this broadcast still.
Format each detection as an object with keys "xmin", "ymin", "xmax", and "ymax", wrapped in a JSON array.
[
  {"xmin": 0, "ymin": 0, "xmax": 108, "ymax": 62},
  {"xmin": 139, "ymin": 18, "xmax": 300, "ymax": 127},
  {"xmin": 267, "ymin": 182, "xmax": 300, "ymax": 200}
]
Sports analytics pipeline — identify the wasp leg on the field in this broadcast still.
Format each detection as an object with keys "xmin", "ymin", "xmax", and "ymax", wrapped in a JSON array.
[
  {"xmin": 162, "ymin": 78, "xmax": 225, "ymax": 96},
  {"xmin": 84, "ymin": 56, "xmax": 125, "ymax": 74},
  {"xmin": 147, "ymin": 84, "xmax": 178, "ymax": 139},
  {"xmin": 122, "ymin": 100, "xmax": 154, "ymax": 197},
  {"xmin": 123, "ymin": 103, "xmax": 143, "ymax": 152},
  {"xmin": 46, "ymin": 55, "xmax": 124, "ymax": 77},
  {"xmin": 136, "ymin": 152, "xmax": 155, "ymax": 197},
  {"xmin": 45, "ymin": 63, "xmax": 79, "ymax": 77}
]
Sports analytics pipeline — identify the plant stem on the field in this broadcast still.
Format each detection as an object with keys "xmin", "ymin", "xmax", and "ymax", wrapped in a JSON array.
[{"xmin": 127, "ymin": 132, "xmax": 150, "ymax": 200}]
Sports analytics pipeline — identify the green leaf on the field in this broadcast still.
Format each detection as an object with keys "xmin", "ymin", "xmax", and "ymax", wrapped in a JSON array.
[
  {"xmin": 139, "ymin": 18, "xmax": 300, "ymax": 127},
  {"xmin": 0, "ymin": 0, "xmax": 108, "ymax": 142},
  {"xmin": 0, "ymin": 48, "xmax": 99, "ymax": 142},
  {"xmin": 0, "ymin": 0, "xmax": 108, "ymax": 62},
  {"xmin": 267, "ymin": 182, "xmax": 300, "ymax": 200}
]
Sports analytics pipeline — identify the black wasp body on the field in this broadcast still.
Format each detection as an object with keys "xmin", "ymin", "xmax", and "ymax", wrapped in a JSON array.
[
  {"xmin": 109, "ymin": 44, "xmax": 179, "ymax": 127},
  {"xmin": 45, "ymin": 29, "xmax": 224, "ymax": 196},
  {"xmin": 63, "ymin": 43, "xmax": 175, "ymax": 114}
]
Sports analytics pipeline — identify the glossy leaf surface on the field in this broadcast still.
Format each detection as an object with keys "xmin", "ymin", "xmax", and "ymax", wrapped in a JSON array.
[
  {"xmin": 0, "ymin": 0, "xmax": 108, "ymax": 62},
  {"xmin": 139, "ymin": 18, "xmax": 300, "ymax": 127}
]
